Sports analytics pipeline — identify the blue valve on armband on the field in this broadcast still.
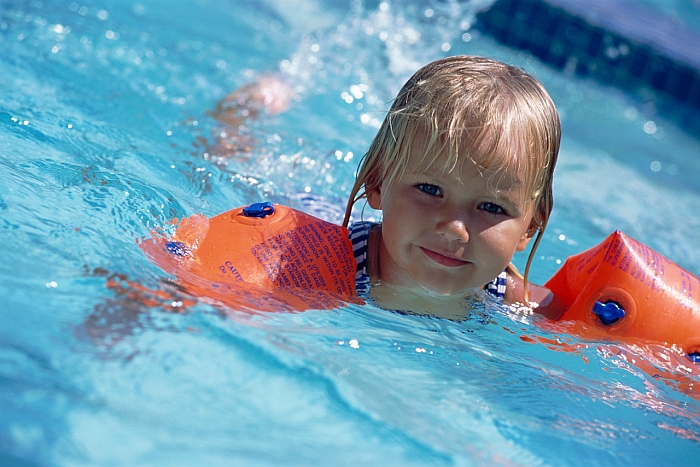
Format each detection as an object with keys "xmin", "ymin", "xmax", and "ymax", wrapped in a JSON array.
[
  {"xmin": 593, "ymin": 301, "xmax": 625, "ymax": 325},
  {"xmin": 242, "ymin": 202, "xmax": 275, "ymax": 218},
  {"xmin": 688, "ymin": 352, "xmax": 700, "ymax": 363}
]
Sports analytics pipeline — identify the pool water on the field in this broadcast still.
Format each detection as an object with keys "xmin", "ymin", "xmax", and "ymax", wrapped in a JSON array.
[{"xmin": 2, "ymin": 0, "xmax": 700, "ymax": 465}]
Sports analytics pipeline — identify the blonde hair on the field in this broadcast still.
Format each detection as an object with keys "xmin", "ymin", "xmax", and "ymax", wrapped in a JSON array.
[{"xmin": 343, "ymin": 55, "xmax": 561, "ymax": 298}]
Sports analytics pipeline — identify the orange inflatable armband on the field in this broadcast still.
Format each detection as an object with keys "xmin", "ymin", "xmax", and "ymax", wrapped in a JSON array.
[
  {"xmin": 545, "ymin": 231, "xmax": 700, "ymax": 360},
  {"xmin": 141, "ymin": 202, "xmax": 358, "ymax": 312}
]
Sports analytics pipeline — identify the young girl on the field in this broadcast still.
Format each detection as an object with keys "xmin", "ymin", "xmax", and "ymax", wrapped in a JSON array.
[
  {"xmin": 207, "ymin": 56, "xmax": 562, "ymax": 317},
  {"xmin": 342, "ymin": 56, "xmax": 563, "ymax": 318}
]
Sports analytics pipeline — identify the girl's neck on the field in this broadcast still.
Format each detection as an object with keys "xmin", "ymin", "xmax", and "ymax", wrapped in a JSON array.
[
  {"xmin": 368, "ymin": 282, "xmax": 485, "ymax": 320},
  {"xmin": 366, "ymin": 224, "xmax": 382, "ymax": 280}
]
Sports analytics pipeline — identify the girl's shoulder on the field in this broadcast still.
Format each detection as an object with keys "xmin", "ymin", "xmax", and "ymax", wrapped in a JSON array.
[
  {"xmin": 348, "ymin": 221, "xmax": 378, "ymax": 243},
  {"xmin": 485, "ymin": 271, "xmax": 507, "ymax": 299},
  {"xmin": 504, "ymin": 272, "xmax": 565, "ymax": 319},
  {"xmin": 348, "ymin": 221, "xmax": 379, "ymax": 294}
]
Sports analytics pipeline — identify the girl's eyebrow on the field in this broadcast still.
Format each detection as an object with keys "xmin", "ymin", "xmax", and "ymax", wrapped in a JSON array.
[
  {"xmin": 492, "ymin": 186, "xmax": 536, "ymax": 215},
  {"xmin": 492, "ymin": 191, "xmax": 523, "ymax": 209},
  {"xmin": 406, "ymin": 165, "xmax": 439, "ymax": 176}
]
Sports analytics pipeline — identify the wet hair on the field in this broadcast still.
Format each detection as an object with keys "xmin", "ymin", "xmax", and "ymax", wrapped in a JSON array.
[{"xmin": 343, "ymin": 55, "xmax": 561, "ymax": 299}]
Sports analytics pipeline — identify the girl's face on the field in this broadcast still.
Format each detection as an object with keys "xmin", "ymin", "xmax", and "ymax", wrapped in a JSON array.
[{"xmin": 367, "ymin": 141, "xmax": 535, "ymax": 296}]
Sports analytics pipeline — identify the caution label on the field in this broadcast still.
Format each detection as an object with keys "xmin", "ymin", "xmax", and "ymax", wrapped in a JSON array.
[{"xmin": 249, "ymin": 221, "xmax": 355, "ymax": 295}]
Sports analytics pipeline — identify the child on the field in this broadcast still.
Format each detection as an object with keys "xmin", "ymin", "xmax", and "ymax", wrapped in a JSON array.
[
  {"xmin": 342, "ymin": 55, "xmax": 563, "ymax": 318},
  {"xmin": 199, "ymin": 56, "xmax": 562, "ymax": 317}
]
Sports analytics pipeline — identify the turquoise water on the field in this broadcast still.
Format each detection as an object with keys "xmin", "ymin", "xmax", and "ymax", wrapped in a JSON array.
[{"xmin": 2, "ymin": 0, "xmax": 700, "ymax": 465}]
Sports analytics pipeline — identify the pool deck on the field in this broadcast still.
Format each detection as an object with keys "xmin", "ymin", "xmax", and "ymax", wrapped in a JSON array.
[{"xmin": 476, "ymin": 0, "xmax": 700, "ymax": 134}]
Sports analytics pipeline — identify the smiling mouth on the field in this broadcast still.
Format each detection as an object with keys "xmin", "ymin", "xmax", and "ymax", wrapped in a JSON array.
[{"xmin": 419, "ymin": 247, "xmax": 469, "ymax": 268}]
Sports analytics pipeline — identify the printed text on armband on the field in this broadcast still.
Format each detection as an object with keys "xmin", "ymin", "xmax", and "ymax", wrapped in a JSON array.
[
  {"xmin": 285, "ymin": 230, "xmax": 313, "ymax": 264},
  {"xmin": 299, "ymin": 224, "xmax": 324, "ymax": 259}
]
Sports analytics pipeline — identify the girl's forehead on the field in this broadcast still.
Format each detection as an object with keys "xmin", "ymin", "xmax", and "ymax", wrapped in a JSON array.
[{"xmin": 406, "ymin": 140, "xmax": 528, "ymax": 187}]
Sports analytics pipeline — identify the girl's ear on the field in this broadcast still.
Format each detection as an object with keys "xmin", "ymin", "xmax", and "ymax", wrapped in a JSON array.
[
  {"xmin": 515, "ymin": 227, "xmax": 537, "ymax": 252},
  {"xmin": 367, "ymin": 185, "xmax": 382, "ymax": 210}
]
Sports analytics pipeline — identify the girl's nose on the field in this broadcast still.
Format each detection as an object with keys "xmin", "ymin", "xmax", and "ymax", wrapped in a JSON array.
[{"xmin": 436, "ymin": 219, "xmax": 470, "ymax": 243}]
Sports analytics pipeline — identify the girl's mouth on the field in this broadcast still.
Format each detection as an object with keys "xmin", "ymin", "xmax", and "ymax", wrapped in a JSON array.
[{"xmin": 419, "ymin": 247, "xmax": 469, "ymax": 268}]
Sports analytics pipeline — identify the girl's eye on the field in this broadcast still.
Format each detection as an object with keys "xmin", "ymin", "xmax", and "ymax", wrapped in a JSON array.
[
  {"xmin": 417, "ymin": 183, "xmax": 441, "ymax": 196},
  {"xmin": 479, "ymin": 202, "xmax": 505, "ymax": 215}
]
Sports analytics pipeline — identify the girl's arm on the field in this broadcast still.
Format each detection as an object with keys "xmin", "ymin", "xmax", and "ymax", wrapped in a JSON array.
[
  {"xmin": 504, "ymin": 272, "xmax": 566, "ymax": 320},
  {"xmin": 204, "ymin": 74, "xmax": 295, "ymax": 161},
  {"xmin": 211, "ymin": 74, "xmax": 294, "ymax": 127}
]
